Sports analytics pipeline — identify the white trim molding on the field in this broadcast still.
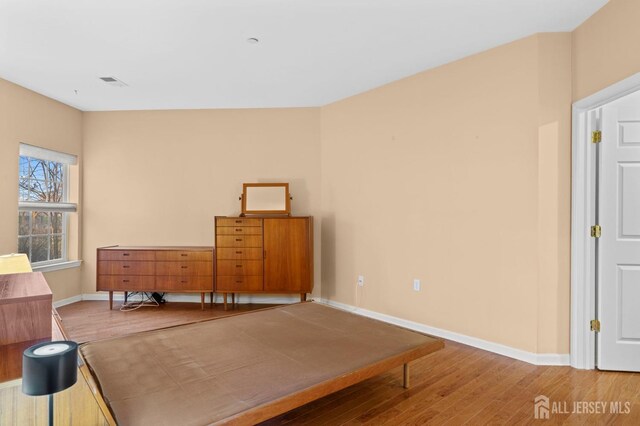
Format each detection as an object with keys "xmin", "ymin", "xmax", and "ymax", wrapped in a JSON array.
[
  {"xmin": 53, "ymin": 294, "xmax": 83, "ymax": 308},
  {"xmin": 32, "ymin": 260, "xmax": 82, "ymax": 273},
  {"xmin": 570, "ymin": 72, "xmax": 640, "ymax": 370},
  {"xmin": 320, "ymin": 299, "xmax": 569, "ymax": 366},
  {"xmin": 19, "ymin": 201, "xmax": 77, "ymax": 213}
]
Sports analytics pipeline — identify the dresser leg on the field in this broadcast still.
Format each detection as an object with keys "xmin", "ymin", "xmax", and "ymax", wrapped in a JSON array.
[
  {"xmin": 403, "ymin": 363, "xmax": 410, "ymax": 389},
  {"xmin": 232, "ymin": 293, "xmax": 235, "ymax": 306},
  {"xmin": 109, "ymin": 291, "xmax": 113, "ymax": 310},
  {"xmin": 200, "ymin": 293, "xmax": 205, "ymax": 310},
  {"xmin": 223, "ymin": 293, "xmax": 228, "ymax": 311},
  {"xmin": 300, "ymin": 293, "xmax": 306, "ymax": 302},
  {"xmin": 210, "ymin": 292, "xmax": 214, "ymax": 307}
]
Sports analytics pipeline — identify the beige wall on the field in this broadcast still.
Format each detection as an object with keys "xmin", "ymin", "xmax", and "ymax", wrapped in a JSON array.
[
  {"xmin": 537, "ymin": 34, "xmax": 572, "ymax": 354},
  {"xmin": 3, "ymin": 0, "xmax": 637, "ymax": 354},
  {"xmin": 573, "ymin": 0, "xmax": 640, "ymax": 101},
  {"xmin": 321, "ymin": 34, "xmax": 572, "ymax": 354},
  {"xmin": 81, "ymin": 109, "xmax": 322, "ymax": 298},
  {"xmin": 73, "ymin": 0, "xmax": 640, "ymax": 354},
  {"xmin": 0, "ymin": 78, "xmax": 83, "ymax": 301}
]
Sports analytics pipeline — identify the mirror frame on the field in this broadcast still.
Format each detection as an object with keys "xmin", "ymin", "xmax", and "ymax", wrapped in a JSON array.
[{"xmin": 241, "ymin": 183, "xmax": 291, "ymax": 215}]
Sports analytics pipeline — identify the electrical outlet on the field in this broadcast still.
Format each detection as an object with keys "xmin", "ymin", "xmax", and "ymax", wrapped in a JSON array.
[
  {"xmin": 413, "ymin": 279, "xmax": 421, "ymax": 291},
  {"xmin": 358, "ymin": 275, "xmax": 365, "ymax": 287}
]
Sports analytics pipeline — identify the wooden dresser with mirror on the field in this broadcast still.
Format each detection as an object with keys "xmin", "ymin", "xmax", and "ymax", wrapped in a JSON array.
[{"xmin": 215, "ymin": 182, "xmax": 313, "ymax": 309}]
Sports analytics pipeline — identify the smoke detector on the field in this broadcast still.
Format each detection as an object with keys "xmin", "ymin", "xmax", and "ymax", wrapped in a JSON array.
[{"xmin": 99, "ymin": 76, "xmax": 128, "ymax": 87}]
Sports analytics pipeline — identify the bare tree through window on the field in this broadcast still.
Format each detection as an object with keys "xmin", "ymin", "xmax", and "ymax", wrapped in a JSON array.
[{"xmin": 18, "ymin": 156, "xmax": 66, "ymax": 263}]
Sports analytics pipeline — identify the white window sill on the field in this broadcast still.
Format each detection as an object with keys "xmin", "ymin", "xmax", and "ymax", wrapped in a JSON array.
[{"xmin": 32, "ymin": 260, "xmax": 82, "ymax": 273}]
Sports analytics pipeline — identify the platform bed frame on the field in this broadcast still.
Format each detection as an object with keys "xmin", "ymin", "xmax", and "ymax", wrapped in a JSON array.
[
  {"xmin": 78, "ymin": 303, "xmax": 444, "ymax": 426},
  {"xmin": 78, "ymin": 361, "xmax": 117, "ymax": 426}
]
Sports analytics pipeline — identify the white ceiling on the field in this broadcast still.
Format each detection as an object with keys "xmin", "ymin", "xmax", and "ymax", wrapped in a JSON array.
[{"xmin": 0, "ymin": 0, "xmax": 608, "ymax": 111}]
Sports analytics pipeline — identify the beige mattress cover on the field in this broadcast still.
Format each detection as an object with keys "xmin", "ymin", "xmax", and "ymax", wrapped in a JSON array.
[{"xmin": 81, "ymin": 302, "xmax": 441, "ymax": 426}]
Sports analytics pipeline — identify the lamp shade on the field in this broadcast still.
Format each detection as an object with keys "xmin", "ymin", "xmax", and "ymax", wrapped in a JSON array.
[{"xmin": 22, "ymin": 341, "xmax": 78, "ymax": 396}]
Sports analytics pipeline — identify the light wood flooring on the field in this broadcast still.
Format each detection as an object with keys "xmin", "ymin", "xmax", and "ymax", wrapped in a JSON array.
[
  {"xmin": 57, "ymin": 300, "xmax": 277, "ymax": 343},
  {"xmin": 56, "ymin": 301, "xmax": 640, "ymax": 425}
]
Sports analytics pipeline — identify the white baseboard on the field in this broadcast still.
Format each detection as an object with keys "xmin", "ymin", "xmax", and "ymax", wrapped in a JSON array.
[
  {"xmin": 54, "ymin": 293, "xmax": 569, "ymax": 366},
  {"xmin": 80, "ymin": 292, "xmax": 303, "ymax": 305},
  {"xmin": 319, "ymin": 299, "xmax": 570, "ymax": 366},
  {"xmin": 53, "ymin": 294, "xmax": 83, "ymax": 308},
  {"xmin": 226, "ymin": 294, "xmax": 304, "ymax": 304},
  {"xmin": 81, "ymin": 293, "xmax": 125, "ymax": 301}
]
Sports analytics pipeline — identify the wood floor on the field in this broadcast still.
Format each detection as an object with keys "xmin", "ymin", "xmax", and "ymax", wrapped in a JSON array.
[
  {"xmin": 57, "ymin": 301, "xmax": 640, "ymax": 425},
  {"xmin": 57, "ymin": 300, "xmax": 278, "ymax": 343}
]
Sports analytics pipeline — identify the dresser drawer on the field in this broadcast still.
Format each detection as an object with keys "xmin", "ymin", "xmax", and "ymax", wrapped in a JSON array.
[
  {"xmin": 154, "ymin": 250, "xmax": 213, "ymax": 262},
  {"xmin": 156, "ymin": 261, "xmax": 213, "ymax": 276},
  {"xmin": 216, "ymin": 218, "xmax": 262, "ymax": 227},
  {"xmin": 156, "ymin": 276, "xmax": 213, "ymax": 291},
  {"xmin": 98, "ymin": 250, "xmax": 155, "ymax": 261},
  {"xmin": 216, "ymin": 260, "xmax": 263, "ymax": 276},
  {"xmin": 216, "ymin": 235, "xmax": 262, "ymax": 248},
  {"xmin": 216, "ymin": 226, "xmax": 263, "ymax": 236},
  {"xmin": 98, "ymin": 261, "xmax": 155, "ymax": 276},
  {"xmin": 216, "ymin": 275, "xmax": 263, "ymax": 292},
  {"xmin": 97, "ymin": 275, "xmax": 155, "ymax": 291},
  {"xmin": 216, "ymin": 248, "xmax": 263, "ymax": 260}
]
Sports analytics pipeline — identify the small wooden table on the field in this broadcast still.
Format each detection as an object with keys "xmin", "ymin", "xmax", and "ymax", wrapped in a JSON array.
[
  {"xmin": 0, "ymin": 272, "xmax": 52, "ymax": 347},
  {"xmin": 0, "ymin": 272, "xmax": 53, "ymax": 384}
]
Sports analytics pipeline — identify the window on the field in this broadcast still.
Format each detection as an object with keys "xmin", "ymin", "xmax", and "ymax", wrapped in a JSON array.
[{"xmin": 18, "ymin": 144, "xmax": 77, "ymax": 266}]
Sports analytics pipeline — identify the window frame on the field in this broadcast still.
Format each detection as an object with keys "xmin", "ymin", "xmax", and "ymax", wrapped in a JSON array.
[{"xmin": 18, "ymin": 144, "xmax": 78, "ymax": 268}]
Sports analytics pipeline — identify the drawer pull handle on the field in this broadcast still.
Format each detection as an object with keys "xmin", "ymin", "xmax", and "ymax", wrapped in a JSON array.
[
  {"xmin": 123, "ymin": 265, "xmax": 130, "ymax": 268},
  {"xmin": 236, "ymin": 251, "xmax": 242, "ymax": 254},
  {"xmin": 123, "ymin": 253, "xmax": 130, "ymax": 256},
  {"xmin": 235, "ymin": 220, "xmax": 242, "ymax": 223},
  {"xmin": 181, "ymin": 280, "xmax": 187, "ymax": 283},
  {"xmin": 236, "ymin": 280, "xmax": 242, "ymax": 283},
  {"xmin": 123, "ymin": 279, "xmax": 130, "ymax": 283},
  {"xmin": 181, "ymin": 266, "xmax": 188, "ymax": 269},
  {"xmin": 235, "ymin": 228, "xmax": 242, "ymax": 231},
  {"xmin": 181, "ymin": 254, "xmax": 188, "ymax": 257},
  {"xmin": 236, "ymin": 239, "xmax": 242, "ymax": 242},
  {"xmin": 236, "ymin": 265, "xmax": 242, "ymax": 268}
]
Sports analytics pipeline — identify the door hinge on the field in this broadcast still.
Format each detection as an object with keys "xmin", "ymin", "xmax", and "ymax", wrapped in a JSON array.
[
  {"xmin": 591, "ymin": 225, "xmax": 602, "ymax": 238},
  {"xmin": 592, "ymin": 130, "xmax": 602, "ymax": 143},
  {"xmin": 590, "ymin": 319, "xmax": 601, "ymax": 332}
]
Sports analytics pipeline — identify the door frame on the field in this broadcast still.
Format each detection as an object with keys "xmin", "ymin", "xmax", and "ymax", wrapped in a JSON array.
[{"xmin": 571, "ymin": 72, "xmax": 640, "ymax": 369}]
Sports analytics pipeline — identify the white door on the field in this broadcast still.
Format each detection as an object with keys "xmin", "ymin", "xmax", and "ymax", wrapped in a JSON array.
[{"xmin": 598, "ymin": 90, "xmax": 640, "ymax": 371}]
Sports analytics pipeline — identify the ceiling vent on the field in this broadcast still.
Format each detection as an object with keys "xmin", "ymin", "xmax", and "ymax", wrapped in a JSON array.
[{"xmin": 99, "ymin": 76, "xmax": 128, "ymax": 87}]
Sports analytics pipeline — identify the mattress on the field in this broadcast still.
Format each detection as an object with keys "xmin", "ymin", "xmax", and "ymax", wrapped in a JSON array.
[{"xmin": 80, "ymin": 302, "xmax": 443, "ymax": 425}]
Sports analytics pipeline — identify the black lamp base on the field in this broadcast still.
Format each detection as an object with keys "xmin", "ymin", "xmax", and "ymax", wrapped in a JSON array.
[{"xmin": 49, "ymin": 394, "xmax": 54, "ymax": 426}]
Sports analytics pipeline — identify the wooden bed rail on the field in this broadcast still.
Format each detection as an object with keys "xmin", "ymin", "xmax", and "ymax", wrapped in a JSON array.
[
  {"xmin": 54, "ymin": 313, "xmax": 117, "ymax": 426},
  {"xmin": 78, "ymin": 360, "xmax": 117, "ymax": 426},
  {"xmin": 219, "ymin": 341, "xmax": 442, "ymax": 425}
]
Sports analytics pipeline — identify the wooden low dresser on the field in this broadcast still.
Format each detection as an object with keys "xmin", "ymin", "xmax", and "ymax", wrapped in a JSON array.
[
  {"xmin": 97, "ymin": 246, "xmax": 214, "ymax": 310},
  {"xmin": 215, "ymin": 216, "xmax": 313, "ymax": 309}
]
